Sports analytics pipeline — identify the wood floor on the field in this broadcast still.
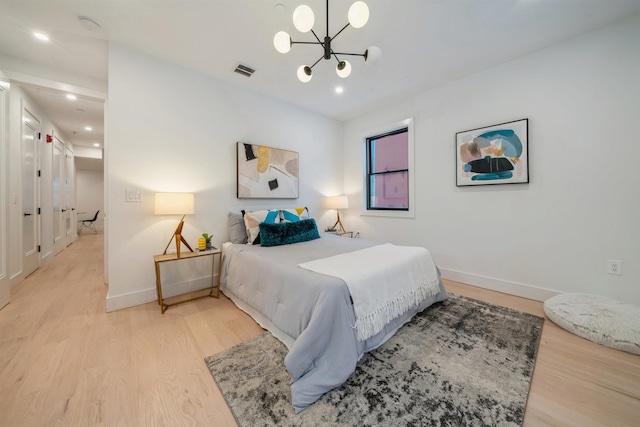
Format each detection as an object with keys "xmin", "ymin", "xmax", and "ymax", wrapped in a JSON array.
[{"xmin": 1, "ymin": 234, "xmax": 638, "ymax": 426}]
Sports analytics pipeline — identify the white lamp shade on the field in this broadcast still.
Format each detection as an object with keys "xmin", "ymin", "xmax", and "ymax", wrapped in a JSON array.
[
  {"xmin": 273, "ymin": 31, "xmax": 291, "ymax": 53},
  {"xmin": 297, "ymin": 65, "xmax": 312, "ymax": 82},
  {"xmin": 326, "ymin": 195, "xmax": 349, "ymax": 209},
  {"xmin": 348, "ymin": 1, "xmax": 369, "ymax": 29},
  {"xmin": 293, "ymin": 5, "xmax": 315, "ymax": 33},
  {"xmin": 365, "ymin": 45, "xmax": 382, "ymax": 65},
  {"xmin": 336, "ymin": 60, "xmax": 352, "ymax": 78},
  {"xmin": 154, "ymin": 193, "xmax": 194, "ymax": 215}
]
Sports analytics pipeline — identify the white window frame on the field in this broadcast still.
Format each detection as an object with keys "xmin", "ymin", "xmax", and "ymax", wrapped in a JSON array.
[{"xmin": 361, "ymin": 117, "xmax": 415, "ymax": 218}]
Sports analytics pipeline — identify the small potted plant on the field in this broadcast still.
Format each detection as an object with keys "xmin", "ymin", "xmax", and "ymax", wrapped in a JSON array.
[{"xmin": 201, "ymin": 233, "xmax": 213, "ymax": 250}]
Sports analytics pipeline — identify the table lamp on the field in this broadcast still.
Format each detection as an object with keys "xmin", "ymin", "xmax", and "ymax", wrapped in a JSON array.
[
  {"xmin": 155, "ymin": 192, "xmax": 195, "ymax": 258},
  {"xmin": 326, "ymin": 195, "xmax": 349, "ymax": 233}
]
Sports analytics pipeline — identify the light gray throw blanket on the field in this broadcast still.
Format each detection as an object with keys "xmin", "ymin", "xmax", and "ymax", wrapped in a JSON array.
[{"xmin": 299, "ymin": 243, "xmax": 441, "ymax": 341}]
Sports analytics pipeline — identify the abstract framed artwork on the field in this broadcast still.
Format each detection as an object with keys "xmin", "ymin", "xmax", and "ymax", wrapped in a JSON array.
[
  {"xmin": 237, "ymin": 142, "xmax": 299, "ymax": 199},
  {"xmin": 456, "ymin": 118, "xmax": 529, "ymax": 186}
]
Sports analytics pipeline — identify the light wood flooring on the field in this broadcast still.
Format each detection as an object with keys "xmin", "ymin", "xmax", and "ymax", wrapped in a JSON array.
[{"xmin": 1, "ymin": 233, "xmax": 638, "ymax": 426}]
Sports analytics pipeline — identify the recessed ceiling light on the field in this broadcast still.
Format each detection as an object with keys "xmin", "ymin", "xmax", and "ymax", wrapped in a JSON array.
[
  {"xmin": 34, "ymin": 32, "xmax": 50, "ymax": 42},
  {"xmin": 85, "ymin": 126, "xmax": 93, "ymax": 131},
  {"xmin": 93, "ymin": 143, "xmax": 100, "ymax": 147},
  {"xmin": 66, "ymin": 94, "xmax": 77, "ymax": 100},
  {"xmin": 335, "ymin": 86, "xmax": 344, "ymax": 94}
]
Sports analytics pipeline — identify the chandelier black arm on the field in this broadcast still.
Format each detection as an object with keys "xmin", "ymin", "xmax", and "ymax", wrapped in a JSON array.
[
  {"xmin": 309, "ymin": 55, "xmax": 325, "ymax": 70},
  {"xmin": 331, "ymin": 51, "xmax": 366, "ymax": 63},
  {"xmin": 291, "ymin": 40, "xmax": 323, "ymax": 46},
  {"xmin": 331, "ymin": 23, "xmax": 351, "ymax": 42},
  {"xmin": 310, "ymin": 29, "xmax": 324, "ymax": 45},
  {"xmin": 332, "ymin": 52, "xmax": 366, "ymax": 57}
]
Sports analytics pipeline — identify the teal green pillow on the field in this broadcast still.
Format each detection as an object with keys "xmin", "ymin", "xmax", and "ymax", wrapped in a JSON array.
[{"xmin": 259, "ymin": 218, "xmax": 320, "ymax": 247}]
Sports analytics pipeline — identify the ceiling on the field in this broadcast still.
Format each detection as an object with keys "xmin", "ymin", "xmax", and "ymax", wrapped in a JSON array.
[{"xmin": 1, "ymin": 0, "xmax": 639, "ymax": 155}]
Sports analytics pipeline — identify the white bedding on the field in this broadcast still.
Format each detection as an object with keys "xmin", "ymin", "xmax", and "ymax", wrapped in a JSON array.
[{"xmin": 221, "ymin": 233, "xmax": 448, "ymax": 412}]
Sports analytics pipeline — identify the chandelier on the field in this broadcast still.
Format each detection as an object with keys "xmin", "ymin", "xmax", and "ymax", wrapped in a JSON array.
[{"xmin": 273, "ymin": 0, "xmax": 381, "ymax": 82}]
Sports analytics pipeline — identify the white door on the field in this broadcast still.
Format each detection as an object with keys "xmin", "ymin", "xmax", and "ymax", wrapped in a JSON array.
[
  {"xmin": 0, "ymin": 84, "xmax": 9, "ymax": 309},
  {"xmin": 22, "ymin": 108, "xmax": 40, "ymax": 278},
  {"xmin": 52, "ymin": 136, "xmax": 65, "ymax": 255},
  {"xmin": 64, "ymin": 146, "xmax": 76, "ymax": 245}
]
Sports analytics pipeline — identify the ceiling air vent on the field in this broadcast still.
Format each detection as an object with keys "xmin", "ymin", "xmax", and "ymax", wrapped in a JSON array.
[{"xmin": 234, "ymin": 63, "xmax": 256, "ymax": 77}]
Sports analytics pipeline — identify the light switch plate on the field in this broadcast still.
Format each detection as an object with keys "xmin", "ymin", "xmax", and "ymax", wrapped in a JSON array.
[{"xmin": 126, "ymin": 189, "xmax": 142, "ymax": 203}]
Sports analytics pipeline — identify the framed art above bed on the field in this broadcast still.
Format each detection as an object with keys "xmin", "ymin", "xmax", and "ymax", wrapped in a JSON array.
[
  {"xmin": 456, "ymin": 118, "xmax": 529, "ymax": 187},
  {"xmin": 237, "ymin": 142, "xmax": 299, "ymax": 198}
]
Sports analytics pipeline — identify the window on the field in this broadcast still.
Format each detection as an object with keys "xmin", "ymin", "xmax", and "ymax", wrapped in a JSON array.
[{"xmin": 365, "ymin": 121, "xmax": 412, "ymax": 212}]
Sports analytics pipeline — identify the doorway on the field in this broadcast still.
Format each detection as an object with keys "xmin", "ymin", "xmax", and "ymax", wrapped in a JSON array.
[{"xmin": 21, "ymin": 106, "xmax": 41, "ymax": 278}]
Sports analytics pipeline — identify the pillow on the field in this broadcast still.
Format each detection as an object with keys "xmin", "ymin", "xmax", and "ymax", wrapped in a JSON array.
[
  {"xmin": 259, "ymin": 218, "xmax": 320, "ymax": 247},
  {"xmin": 242, "ymin": 209, "xmax": 280, "ymax": 245},
  {"xmin": 228, "ymin": 212, "xmax": 247, "ymax": 244},
  {"xmin": 280, "ymin": 207, "xmax": 310, "ymax": 223}
]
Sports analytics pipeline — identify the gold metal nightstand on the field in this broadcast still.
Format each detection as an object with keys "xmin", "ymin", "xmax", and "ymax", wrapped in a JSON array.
[
  {"xmin": 153, "ymin": 248, "xmax": 221, "ymax": 313},
  {"xmin": 325, "ymin": 230, "xmax": 354, "ymax": 238}
]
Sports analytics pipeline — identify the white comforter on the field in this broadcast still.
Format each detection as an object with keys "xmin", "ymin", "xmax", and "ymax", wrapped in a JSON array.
[{"xmin": 221, "ymin": 234, "xmax": 448, "ymax": 413}]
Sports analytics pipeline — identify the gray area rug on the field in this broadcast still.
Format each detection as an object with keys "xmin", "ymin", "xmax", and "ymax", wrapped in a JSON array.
[{"xmin": 205, "ymin": 294, "xmax": 543, "ymax": 426}]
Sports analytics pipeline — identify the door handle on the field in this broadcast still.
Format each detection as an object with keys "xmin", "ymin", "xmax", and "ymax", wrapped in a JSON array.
[
  {"xmin": 24, "ymin": 212, "xmax": 32, "ymax": 216},
  {"xmin": 62, "ymin": 209, "xmax": 67, "ymax": 212}
]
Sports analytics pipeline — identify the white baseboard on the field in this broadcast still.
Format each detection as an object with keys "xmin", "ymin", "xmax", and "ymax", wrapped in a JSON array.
[
  {"xmin": 106, "ymin": 275, "xmax": 217, "ymax": 312},
  {"xmin": 106, "ymin": 287, "xmax": 157, "ymax": 312},
  {"xmin": 439, "ymin": 268, "xmax": 560, "ymax": 302},
  {"xmin": 41, "ymin": 251, "xmax": 54, "ymax": 265}
]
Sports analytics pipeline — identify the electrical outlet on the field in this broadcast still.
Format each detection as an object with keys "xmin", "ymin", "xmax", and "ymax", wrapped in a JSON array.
[{"xmin": 607, "ymin": 260, "xmax": 622, "ymax": 276}]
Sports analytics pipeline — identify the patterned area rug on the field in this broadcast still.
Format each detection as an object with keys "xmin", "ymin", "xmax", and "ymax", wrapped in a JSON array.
[{"xmin": 205, "ymin": 294, "xmax": 543, "ymax": 426}]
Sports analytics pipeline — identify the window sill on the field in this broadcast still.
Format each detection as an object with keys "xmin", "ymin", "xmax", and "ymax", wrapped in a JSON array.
[{"xmin": 360, "ymin": 209, "xmax": 415, "ymax": 219}]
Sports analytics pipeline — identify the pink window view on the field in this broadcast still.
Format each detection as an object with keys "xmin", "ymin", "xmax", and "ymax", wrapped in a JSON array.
[{"xmin": 368, "ymin": 129, "xmax": 409, "ymax": 209}]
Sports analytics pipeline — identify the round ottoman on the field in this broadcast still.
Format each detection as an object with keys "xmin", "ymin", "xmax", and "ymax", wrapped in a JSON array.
[{"xmin": 544, "ymin": 293, "xmax": 640, "ymax": 355}]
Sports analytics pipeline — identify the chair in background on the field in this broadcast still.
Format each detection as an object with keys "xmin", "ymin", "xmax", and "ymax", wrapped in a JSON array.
[{"xmin": 79, "ymin": 210, "xmax": 100, "ymax": 234}]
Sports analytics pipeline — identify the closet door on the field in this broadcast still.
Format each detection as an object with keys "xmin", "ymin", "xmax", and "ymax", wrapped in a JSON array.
[
  {"xmin": 0, "ymin": 84, "xmax": 9, "ymax": 309},
  {"xmin": 64, "ymin": 146, "xmax": 76, "ymax": 245},
  {"xmin": 52, "ymin": 136, "xmax": 65, "ymax": 255},
  {"xmin": 22, "ymin": 107, "xmax": 40, "ymax": 277}
]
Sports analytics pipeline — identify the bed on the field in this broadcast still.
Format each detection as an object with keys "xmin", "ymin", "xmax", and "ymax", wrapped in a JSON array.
[{"xmin": 221, "ymin": 211, "xmax": 448, "ymax": 412}]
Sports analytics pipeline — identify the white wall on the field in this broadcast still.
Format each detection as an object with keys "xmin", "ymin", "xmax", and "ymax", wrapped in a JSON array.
[
  {"xmin": 76, "ymin": 169, "xmax": 104, "ymax": 232},
  {"xmin": 105, "ymin": 44, "xmax": 344, "ymax": 311},
  {"xmin": 343, "ymin": 15, "xmax": 640, "ymax": 303}
]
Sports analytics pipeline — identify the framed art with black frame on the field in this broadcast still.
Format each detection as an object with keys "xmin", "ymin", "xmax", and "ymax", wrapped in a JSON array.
[{"xmin": 456, "ymin": 118, "xmax": 529, "ymax": 187}]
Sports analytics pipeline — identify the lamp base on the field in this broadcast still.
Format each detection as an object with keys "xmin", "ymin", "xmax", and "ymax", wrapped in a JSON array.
[
  {"xmin": 332, "ymin": 210, "xmax": 346, "ymax": 234},
  {"xmin": 163, "ymin": 215, "xmax": 194, "ymax": 258}
]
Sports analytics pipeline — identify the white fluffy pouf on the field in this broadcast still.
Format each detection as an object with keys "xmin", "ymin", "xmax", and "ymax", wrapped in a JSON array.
[{"xmin": 544, "ymin": 293, "xmax": 640, "ymax": 355}]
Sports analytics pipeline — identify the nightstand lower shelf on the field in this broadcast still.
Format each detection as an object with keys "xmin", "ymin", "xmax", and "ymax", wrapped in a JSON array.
[{"xmin": 153, "ymin": 249, "xmax": 222, "ymax": 313}]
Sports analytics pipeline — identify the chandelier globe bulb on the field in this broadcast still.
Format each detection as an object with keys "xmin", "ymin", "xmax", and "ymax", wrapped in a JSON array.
[
  {"xmin": 293, "ymin": 5, "xmax": 315, "ymax": 33},
  {"xmin": 348, "ymin": 1, "xmax": 369, "ymax": 29},
  {"xmin": 364, "ymin": 45, "xmax": 382, "ymax": 65},
  {"xmin": 336, "ymin": 60, "xmax": 352, "ymax": 78},
  {"xmin": 297, "ymin": 65, "xmax": 313, "ymax": 82},
  {"xmin": 273, "ymin": 31, "xmax": 291, "ymax": 53}
]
